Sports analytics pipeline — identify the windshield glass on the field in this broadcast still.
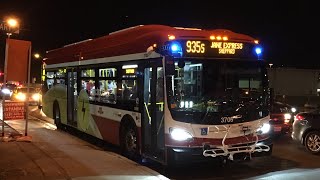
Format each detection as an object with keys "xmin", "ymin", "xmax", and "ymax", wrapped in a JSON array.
[
  {"xmin": 17, "ymin": 88, "xmax": 37, "ymax": 93},
  {"xmin": 166, "ymin": 59, "xmax": 269, "ymax": 125}
]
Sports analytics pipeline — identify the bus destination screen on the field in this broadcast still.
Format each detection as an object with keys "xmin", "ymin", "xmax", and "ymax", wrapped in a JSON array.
[{"xmin": 181, "ymin": 40, "xmax": 255, "ymax": 59}]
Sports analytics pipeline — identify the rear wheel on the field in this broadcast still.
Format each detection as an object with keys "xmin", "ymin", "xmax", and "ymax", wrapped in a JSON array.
[
  {"xmin": 304, "ymin": 131, "xmax": 320, "ymax": 154},
  {"xmin": 120, "ymin": 121, "xmax": 139, "ymax": 161}
]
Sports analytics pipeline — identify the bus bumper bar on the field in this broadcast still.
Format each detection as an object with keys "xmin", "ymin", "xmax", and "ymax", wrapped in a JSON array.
[
  {"xmin": 202, "ymin": 124, "xmax": 271, "ymax": 161},
  {"xmin": 202, "ymin": 143, "xmax": 270, "ymax": 161}
]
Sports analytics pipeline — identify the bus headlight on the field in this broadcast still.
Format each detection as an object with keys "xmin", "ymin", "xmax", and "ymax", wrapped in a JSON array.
[
  {"xmin": 256, "ymin": 123, "xmax": 271, "ymax": 134},
  {"xmin": 169, "ymin": 128, "xmax": 193, "ymax": 141}
]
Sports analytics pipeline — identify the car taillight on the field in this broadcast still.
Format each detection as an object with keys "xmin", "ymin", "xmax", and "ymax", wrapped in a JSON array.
[{"xmin": 295, "ymin": 115, "xmax": 305, "ymax": 121}]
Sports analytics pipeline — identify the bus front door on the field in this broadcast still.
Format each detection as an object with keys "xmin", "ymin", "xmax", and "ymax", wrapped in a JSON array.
[
  {"xmin": 142, "ymin": 65, "xmax": 165, "ymax": 163},
  {"xmin": 67, "ymin": 70, "xmax": 78, "ymax": 126}
]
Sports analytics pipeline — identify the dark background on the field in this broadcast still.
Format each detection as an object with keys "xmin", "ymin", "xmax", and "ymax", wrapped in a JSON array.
[{"xmin": 0, "ymin": 0, "xmax": 318, "ymax": 81}]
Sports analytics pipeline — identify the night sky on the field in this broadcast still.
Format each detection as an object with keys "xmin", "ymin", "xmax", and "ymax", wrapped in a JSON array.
[{"xmin": 0, "ymin": 0, "xmax": 318, "ymax": 69}]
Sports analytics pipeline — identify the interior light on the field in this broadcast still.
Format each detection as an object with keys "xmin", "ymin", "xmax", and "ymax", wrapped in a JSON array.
[
  {"xmin": 185, "ymin": 101, "xmax": 189, "ymax": 108},
  {"xmin": 122, "ymin": 64, "xmax": 138, "ymax": 69},
  {"xmin": 189, "ymin": 101, "xmax": 193, "ymax": 108},
  {"xmin": 180, "ymin": 101, "xmax": 185, "ymax": 108}
]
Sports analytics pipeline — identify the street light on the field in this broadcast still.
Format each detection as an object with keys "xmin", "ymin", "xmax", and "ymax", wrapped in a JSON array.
[
  {"xmin": 2, "ymin": 17, "xmax": 19, "ymax": 137},
  {"xmin": 33, "ymin": 53, "xmax": 43, "ymax": 84},
  {"xmin": 4, "ymin": 17, "xmax": 19, "ymax": 38}
]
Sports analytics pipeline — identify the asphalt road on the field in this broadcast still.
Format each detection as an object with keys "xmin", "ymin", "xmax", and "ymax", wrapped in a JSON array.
[
  {"xmin": 148, "ymin": 133, "xmax": 320, "ymax": 180},
  {"xmin": 5, "ymin": 105, "xmax": 320, "ymax": 180}
]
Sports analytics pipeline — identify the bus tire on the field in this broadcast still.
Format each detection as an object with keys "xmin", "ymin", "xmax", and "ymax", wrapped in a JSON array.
[
  {"xmin": 53, "ymin": 101, "xmax": 62, "ymax": 129},
  {"xmin": 120, "ymin": 118, "xmax": 139, "ymax": 161}
]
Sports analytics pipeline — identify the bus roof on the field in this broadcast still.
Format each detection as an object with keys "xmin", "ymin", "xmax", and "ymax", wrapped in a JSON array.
[{"xmin": 44, "ymin": 24, "xmax": 256, "ymax": 66}]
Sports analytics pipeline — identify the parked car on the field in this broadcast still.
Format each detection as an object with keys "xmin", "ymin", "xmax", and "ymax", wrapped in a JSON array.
[
  {"xmin": 291, "ymin": 110, "xmax": 320, "ymax": 154},
  {"xmin": 11, "ymin": 87, "xmax": 41, "ymax": 105},
  {"xmin": 269, "ymin": 101, "xmax": 297, "ymax": 135}
]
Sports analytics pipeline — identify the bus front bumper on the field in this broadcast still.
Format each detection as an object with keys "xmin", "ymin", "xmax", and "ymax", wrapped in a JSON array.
[{"xmin": 167, "ymin": 138, "xmax": 273, "ymax": 164}]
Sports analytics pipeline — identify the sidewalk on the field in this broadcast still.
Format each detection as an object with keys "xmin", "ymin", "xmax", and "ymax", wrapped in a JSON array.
[{"xmin": 0, "ymin": 108, "xmax": 169, "ymax": 180}]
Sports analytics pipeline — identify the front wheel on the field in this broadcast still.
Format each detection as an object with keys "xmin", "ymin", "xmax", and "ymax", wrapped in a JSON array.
[
  {"xmin": 120, "ymin": 121, "xmax": 139, "ymax": 161},
  {"xmin": 304, "ymin": 131, "xmax": 320, "ymax": 154}
]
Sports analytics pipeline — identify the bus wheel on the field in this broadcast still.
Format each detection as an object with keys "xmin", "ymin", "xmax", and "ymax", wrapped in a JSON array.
[
  {"xmin": 120, "ymin": 121, "xmax": 139, "ymax": 161},
  {"xmin": 53, "ymin": 102, "xmax": 62, "ymax": 129}
]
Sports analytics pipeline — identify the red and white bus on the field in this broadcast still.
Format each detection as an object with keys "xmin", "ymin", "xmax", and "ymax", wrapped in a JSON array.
[{"xmin": 42, "ymin": 24, "xmax": 272, "ymax": 165}]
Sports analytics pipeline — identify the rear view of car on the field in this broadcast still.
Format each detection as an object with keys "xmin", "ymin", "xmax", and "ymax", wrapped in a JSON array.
[
  {"xmin": 269, "ymin": 101, "xmax": 297, "ymax": 135},
  {"xmin": 292, "ymin": 110, "xmax": 320, "ymax": 154}
]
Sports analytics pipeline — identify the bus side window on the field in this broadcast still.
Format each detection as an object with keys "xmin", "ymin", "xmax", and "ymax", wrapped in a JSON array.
[
  {"xmin": 119, "ymin": 80, "xmax": 136, "ymax": 101},
  {"xmin": 81, "ymin": 80, "xmax": 96, "ymax": 101},
  {"xmin": 98, "ymin": 80, "xmax": 117, "ymax": 104}
]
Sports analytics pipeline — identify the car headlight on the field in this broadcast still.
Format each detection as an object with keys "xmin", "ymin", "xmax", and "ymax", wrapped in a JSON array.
[
  {"xmin": 291, "ymin": 107, "xmax": 297, "ymax": 113},
  {"xmin": 32, "ymin": 93, "xmax": 40, "ymax": 101},
  {"xmin": 256, "ymin": 123, "xmax": 271, "ymax": 134},
  {"xmin": 284, "ymin": 113, "xmax": 292, "ymax": 120},
  {"xmin": 169, "ymin": 128, "xmax": 193, "ymax": 141},
  {"xmin": 16, "ymin": 93, "xmax": 26, "ymax": 101},
  {"xmin": 2, "ymin": 88, "xmax": 11, "ymax": 95}
]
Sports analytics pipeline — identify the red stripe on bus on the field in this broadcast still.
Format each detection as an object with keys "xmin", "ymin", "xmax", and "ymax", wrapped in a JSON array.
[
  {"xmin": 91, "ymin": 115, "xmax": 121, "ymax": 145},
  {"xmin": 91, "ymin": 115, "xmax": 142, "ymax": 150}
]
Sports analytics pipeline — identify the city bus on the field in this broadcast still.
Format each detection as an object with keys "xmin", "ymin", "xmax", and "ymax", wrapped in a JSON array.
[{"xmin": 41, "ymin": 24, "xmax": 272, "ymax": 166}]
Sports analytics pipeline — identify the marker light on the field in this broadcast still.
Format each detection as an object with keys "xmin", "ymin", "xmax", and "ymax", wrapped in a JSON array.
[
  {"xmin": 254, "ymin": 40, "xmax": 259, "ymax": 44},
  {"xmin": 210, "ymin": 36, "xmax": 215, "ymax": 40},
  {"xmin": 216, "ymin": 36, "xmax": 222, "ymax": 40},
  {"xmin": 255, "ymin": 47, "xmax": 262, "ymax": 55},
  {"xmin": 222, "ymin": 36, "xmax": 228, "ymax": 41},
  {"xmin": 170, "ymin": 128, "xmax": 193, "ymax": 141},
  {"xmin": 168, "ymin": 35, "xmax": 175, "ymax": 40},
  {"xmin": 170, "ymin": 42, "xmax": 183, "ymax": 57}
]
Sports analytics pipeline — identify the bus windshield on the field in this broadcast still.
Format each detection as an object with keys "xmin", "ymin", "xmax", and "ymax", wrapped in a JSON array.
[{"xmin": 166, "ymin": 59, "xmax": 269, "ymax": 125}]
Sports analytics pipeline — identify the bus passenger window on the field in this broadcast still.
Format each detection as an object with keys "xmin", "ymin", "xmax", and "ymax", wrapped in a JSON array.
[
  {"xmin": 119, "ymin": 80, "xmax": 136, "ymax": 101},
  {"xmin": 81, "ymin": 80, "xmax": 96, "ymax": 101},
  {"xmin": 98, "ymin": 80, "xmax": 117, "ymax": 104}
]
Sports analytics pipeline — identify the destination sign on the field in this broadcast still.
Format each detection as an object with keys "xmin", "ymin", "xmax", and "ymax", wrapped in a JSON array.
[{"xmin": 182, "ymin": 40, "xmax": 255, "ymax": 59}]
